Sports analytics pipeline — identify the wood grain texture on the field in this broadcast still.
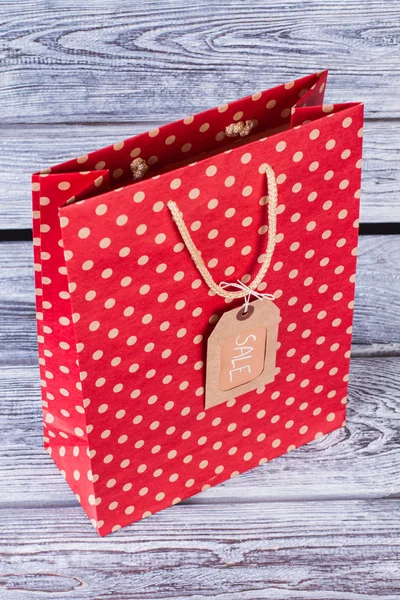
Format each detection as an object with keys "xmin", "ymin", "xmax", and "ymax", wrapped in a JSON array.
[
  {"xmin": 1, "ymin": 119, "xmax": 399, "ymax": 229},
  {"xmin": 0, "ymin": 236, "xmax": 399, "ymax": 360},
  {"xmin": 1, "ymin": 500, "xmax": 400, "ymax": 600},
  {"xmin": 0, "ymin": 355, "xmax": 400, "ymax": 507},
  {"xmin": 1, "ymin": 0, "xmax": 399, "ymax": 123},
  {"xmin": 1, "ymin": 1, "xmax": 399, "ymax": 593}
]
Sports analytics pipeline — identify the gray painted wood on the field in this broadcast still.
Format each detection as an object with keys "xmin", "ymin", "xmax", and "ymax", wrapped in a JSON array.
[
  {"xmin": 0, "ymin": 237, "xmax": 399, "ymax": 360},
  {"xmin": 1, "ymin": 0, "xmax": 399, "ymax": 122},
  {"xmin": 1, "ymin": 500, "xmax": 400, "ymax": 599},
  {"xmin": 1, "ymin": 119, "xmax": 399, "ymax": 229},
  {"xmin": 1, "ymin": 1, "xmax": 399, "ymax": 594},
  {"xmin": 0, "ymin": 355, "xmax": 399, "ymax": 507}
]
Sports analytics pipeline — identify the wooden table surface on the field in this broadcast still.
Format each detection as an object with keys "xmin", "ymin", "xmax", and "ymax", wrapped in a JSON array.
[{"xmin": 1, "ymin": 1, "xmax": 400, "ymax": 598}]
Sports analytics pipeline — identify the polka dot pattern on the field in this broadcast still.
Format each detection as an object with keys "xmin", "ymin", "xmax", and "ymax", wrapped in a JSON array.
[{"xmin": 31, "ymin": 71, "xmax": 363, "ymax": 536}]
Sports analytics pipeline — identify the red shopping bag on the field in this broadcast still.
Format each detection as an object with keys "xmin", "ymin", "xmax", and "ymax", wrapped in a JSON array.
[{"xmin": 32, "ymin": 70, "xmax": 363, "ymax": 536}]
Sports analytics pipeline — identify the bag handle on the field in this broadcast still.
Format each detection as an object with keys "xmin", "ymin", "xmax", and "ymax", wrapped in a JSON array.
[{"xmin": 167, "ymin": 163, "xmax": 278, "ymax": 301}]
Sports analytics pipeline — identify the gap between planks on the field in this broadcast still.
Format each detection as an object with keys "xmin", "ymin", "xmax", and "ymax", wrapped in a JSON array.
[
  {"xmin": 0, "ymin": 116, "xmax": 396, "ymax": 128},
  {"xmin": 1, "ymin": 490, "xmax": 399, "ymax": 512}
]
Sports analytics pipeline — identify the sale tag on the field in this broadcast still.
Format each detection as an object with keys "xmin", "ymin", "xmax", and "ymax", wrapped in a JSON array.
[{"xmin": 205, "ymin": 300, "xmax": 280, "ymax": 409}]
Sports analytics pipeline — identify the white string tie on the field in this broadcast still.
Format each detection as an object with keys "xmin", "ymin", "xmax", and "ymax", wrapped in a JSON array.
[{"xmin": 219, "ymin": 280, "xmax": 275, "ymax": 314}]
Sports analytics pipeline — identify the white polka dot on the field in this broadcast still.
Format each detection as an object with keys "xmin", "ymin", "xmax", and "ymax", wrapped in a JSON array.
[
  {"xmin": 276, "ymin": 174, "xmax": 286, "ymax": 184},
  {"xmin": 101, "ymin": 268, "xmax": 113, "ymax": 279},
  {"xmin": 140, "ymin": 284, "xmax": 150, "ymax": 295},
  {"xmin": 116, "ymin": 214, "xmax": 128, "ymax": 226},
  {"xmin": 242, "ymin": 216, "xmax": 252, "ymax": 227},
  {"xmin": 241, "ymin": 153, "xmax": 252, "ymax": 164},
  {"xmin": 309, "ymin": 129, "xmax": 320, "ymax": 140},
  {"xmin": 293, "ymin": 151, "xmax": 303, "ymax": 162},
  {"xmin": 224, "ymin": 176, "xmax": 235, "ymax": 187},
  {"xmin": 78, "ymin": 227, "xmax": 90, "ymax": 239},
  {"xmin": 82, "ymin": 260, "xmax": 94, "ymax": 271},
  {"xmin": 276, "ymin": 141, "xmax": 286, "ymax": 152},
  {"xmin": 95, "ymin": 204, "xmax": 107, "ymax": 216},
  {"xmin": 99, "ymin": 238, "xmax": 111, "ymax": 249},
  {"xmin": 242, "ymin": 186, "xmax": 252, "ymax": 197},
  {"xmin": 266, "ymin": 99, "xmax": 276, "ymax": 109},
  {"xmin": 134, "ymin": 255, "xmax": 147, "ymax": 267},
  {"xmin": 342, "ymin": 117, "xmax": 352, "ymax": 128},
  {"xmin": 117, "ymin": 247, "xmax": 130, "ymax": 259},
  {"xmin": 206, "ymin": 165, "xmax": 217, "ymax": 177},
  {"xmin": 136, "ymin": 224, "xmax": 147, "ymax": 235},
  {"xmin": 170, "ymin": 178, "xmax": 181, "ymax": 190},
  {"xmin": 134, "ymin": 191, "xmax": 145, "ymax": 203},
  {"xmin": 191, "ymin": 221, "xmax": 201, "ymax": 231},
  {"xmin": 155, "ymin": 233, "xmax": 166, "ymax": 244},
  {"xmin": 189, "ymin": 188, "xmax": 200, "ymax": 199}
]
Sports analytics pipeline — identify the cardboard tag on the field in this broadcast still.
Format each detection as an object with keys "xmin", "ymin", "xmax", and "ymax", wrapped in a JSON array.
[{"xmin": 205, "ymin": 300, "xmax": 280, "ymax": 409}]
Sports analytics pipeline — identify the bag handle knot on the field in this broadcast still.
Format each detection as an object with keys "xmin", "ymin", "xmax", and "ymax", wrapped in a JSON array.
[{"xmin": 225, "ymin": 120, "xmax": 255, "ymax": 138}]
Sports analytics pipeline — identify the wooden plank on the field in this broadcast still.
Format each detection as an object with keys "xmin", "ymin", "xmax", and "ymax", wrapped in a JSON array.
[
  {"xmin": 1, "ymin": 0, "xmax": 399, "ymax": 123},
  {"xmin": 1, "ymin": 500, "xmax": 400, "ymax": 599},
  {"xmin": 0, "ymin": 236, "xmax": 399, "ymax": 358},
  {"xmin": 1, "ymin": 118, "xmax": 399, "ymax": 228},
  {"xmin": 1, "ymin": 356, "xmax": 400, "ymax": 506}
]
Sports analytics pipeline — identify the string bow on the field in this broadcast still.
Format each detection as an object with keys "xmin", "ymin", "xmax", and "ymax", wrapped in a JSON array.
[{"xmin": 219, "ymin": 280, "xmax": 275, "ymax": 314}]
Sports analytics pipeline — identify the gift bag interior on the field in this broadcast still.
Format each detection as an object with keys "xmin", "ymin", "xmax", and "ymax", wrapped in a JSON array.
[{"xmin": 41, "ymin": 70, "xmax": 347, "ymax": 199}]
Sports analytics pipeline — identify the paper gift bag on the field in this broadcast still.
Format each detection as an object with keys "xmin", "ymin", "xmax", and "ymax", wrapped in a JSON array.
[{"xmin": 32, "ymin": 70, "xmax": 363, "ymax": 536}]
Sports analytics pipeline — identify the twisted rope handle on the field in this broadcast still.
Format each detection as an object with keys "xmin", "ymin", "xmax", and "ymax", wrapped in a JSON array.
[{"xmin": 167, "ymin": 163, "xmax": 278, "ymax": 300}]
